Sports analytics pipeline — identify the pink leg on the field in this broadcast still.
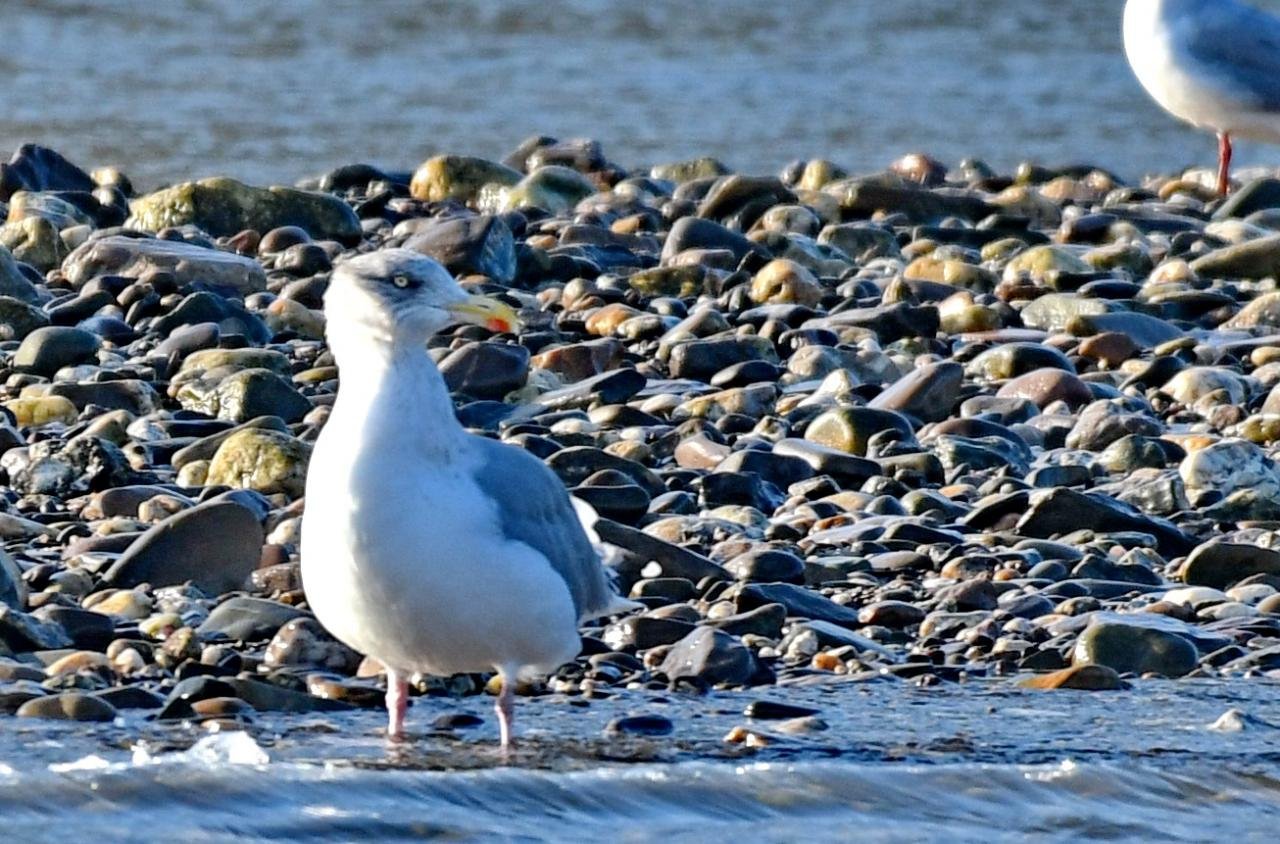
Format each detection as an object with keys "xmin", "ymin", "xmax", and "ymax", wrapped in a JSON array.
[
  {"xmin": 386, "ymin": 669, "xmax": 409, "ymax": 740},
  {"xmin": 1218, "ymin": 132, "xmax": 1233, "ymax": 197},
  {"xmin": 495, "ymin": 671, "xmax": 515, "ymax": 749}
]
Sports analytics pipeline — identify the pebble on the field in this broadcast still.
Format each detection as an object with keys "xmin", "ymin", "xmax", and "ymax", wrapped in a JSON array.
[
  {"xmin": 16, "ymin": 692, "xmax": 117, "ymax": 722},
  {"xmin": 0, "ymin": 141, "xmax": 1273, "ymax": 729}
]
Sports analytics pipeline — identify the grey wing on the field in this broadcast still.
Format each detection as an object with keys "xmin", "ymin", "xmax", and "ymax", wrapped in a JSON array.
[
  {"xmin": 470, "ymin": 435, "xmax": 621, "ymax": 621},
  {"xmin": 1178, "ymin": 1, "xmax": 1280, "ymax": 111}
]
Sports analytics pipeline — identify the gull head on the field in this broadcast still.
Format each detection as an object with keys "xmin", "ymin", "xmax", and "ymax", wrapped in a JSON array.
[{"xmin": 324, "ymin": 248, "xmax": 519, "ymax": 345}]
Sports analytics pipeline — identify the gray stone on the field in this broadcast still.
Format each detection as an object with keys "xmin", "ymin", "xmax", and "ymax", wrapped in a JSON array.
[
  {"xmin": 439, "ymin": 342, "xmax": 530, "ymax": 399},
  {"xmin": 404, "ymin": 214, "xmax": 516, "ymax": 284},
  {"xmin": 12, "ymin": 326, "xmax": 100, "ymax": 376},
  {"xmin": 197, "ymin": 597, "xmax": 306, "ymax": 642},
  {"xmin": 659, "ymin": 627, "xmax": 758, "ymax": 686},
  {"xmin": 16, "ymin": 692, "xmax": 117, "ymax": 722},
  {"xmin": 64, "ymin": 235, "xmax": 268, "ymax": 296},
  {"xmin": 1073, "ymin": 621, "xmax": 1198, "ymax": 677},
  {"xmin": 102, "ymin": 501, "xmax": 265, "ymax": 594},
  {"xmin": 869, "ymin": 361, "xmax": 963, "ymax": 423}
]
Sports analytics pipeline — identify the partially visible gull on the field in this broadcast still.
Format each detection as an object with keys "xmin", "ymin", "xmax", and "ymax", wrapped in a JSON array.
[
  {"xmin": 300, "ymin": 248, "xmax": 635, "ymax": 747},
  {"xmin": 1124, "ymin": 0, "xmax": 1280, "ymax": 195}
]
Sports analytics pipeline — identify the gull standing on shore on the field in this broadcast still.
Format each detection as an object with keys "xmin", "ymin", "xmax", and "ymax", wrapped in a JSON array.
[
  {"xmin": 300, "ymin": 249, "xmax": 635, "ymax": 748},
  {"xmin": 1124, "ymin": 0, "xmax": 1280, "ymax": 195}
]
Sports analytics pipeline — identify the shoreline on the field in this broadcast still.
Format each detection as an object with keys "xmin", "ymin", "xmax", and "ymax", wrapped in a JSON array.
[{"xmin": 0, "ymin": 138, "xmax": 1275, "ymax": 743}]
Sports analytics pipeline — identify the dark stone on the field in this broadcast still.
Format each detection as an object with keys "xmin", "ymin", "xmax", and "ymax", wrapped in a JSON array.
[
  {"xmin": 78, "ymin": 315, "xmax": 137, "ymax": 344},
  {"xmin": 93, "ymin": 686, "xmax": 165, "ymax": 710},
  {"xmin": 696, "ymin": 471, "xmax": 783, "ymax": 511},
  {"xmin": 0, "ymin": 144, "xmax": 94, "ymax": 200},
  {"xmin": 103, "ymin": 501, "xmax": 265, "ymax": 594},
  {"xmin": 743, "ymin": 700, "xmax": 820, "ymax": 720},
  {"xmin": 870, "ymin": 361, "xmax": 964, "ymax": 423},
  {"xmin": 533, "ymin": 367, "xmax": 646, "ymax": 410},
  {"xmin": 605, "ymin": 714, "xmax": 675, "ymax": 736},
  {"xmin": 594, "ymin": 518, "xmax": 728, "ymax": 583},
  {"xmin": 772, "ymin": 439, "xmax": 879, "ymax": 487},
  {"xmin": 573, "ymin": 481, "xmax": 650, "ymax": 523},
  {"xmin": 1215, "ymin": 177, "xmax": 1280, "ymax": 220},
  {"xmin": 0, "ymin": 606, "xmax": 72, "ymax": 651},
  {"xmin": 714, "ymin": 449, "xmax": 814, "ymax": 491},
  {"xmin": 630, "ymin": 616, "xmax": 697, "ymax": 649},
  {"xmin": 33, "ymin": 607, "xmax": 114, "ymax": 651},
  {"xmin": 546, "ymin": 447, "xmax": 664, "ymax": 495},
  {"xmin": 1181, "ymin": 542, "xmax": 1280, "ymax": 590},
  {"xmin": 47, "ymin": 380, "xmax": 158, "ymax": 415},
  {"xmin": 702, "ymin": 603, "xmax": 787, "ymax": 638},
  {"xmin": 1074, "ymin": 621, "xmax": 1198, "ymax": 677},
  {"xmin": 857, "ymin": 600, "xmax": 926, "ymax": 628},
  {"xmin": 404, "ymin": 214, "xmax": 516, "ymax": 284},
  {"xmin": 150, "ymin": 291, "xmax": 272, "ymax": 345},
  {"xmin": 16, "ymin": 692, "xmax": 116, "ymax": 722},
  {"xmin": 935, "ymin": 578, "xmax": 998, "ymax": 612},
  {"xmin": 724, "ymin": 549, "xmax": 805, "ymax": 583},
  {"xmin": 196, "ymin": 597, "xmax": 306, "ymax": 642},
  {"xmin": 12, "ymin": 326, "xmax": 100, "ymax": 376},
  {"xmin": 658, "ymin": 627, "xmax": 758, "ymax": 686},
  {"xmin": 736, "ymin": 582, "xmax": 861, "ymax": 627},
  {"xmin": 661, "ymin": 216, "xmax": 765, "ymax": 264},
  {"xmin": 440, "ymin": 341, "xmax": 530, "ymax": 400},
  {"xmin": 1015, "ymin": 487, "xmax": 1194, "ymax": 556},
  {"xmin": 432, "ymin": 711, "xmax": 485, "ymax": 730},
  {"xmin": 668, "ymin": 337, "xmax": 776, "ymax": 382}
]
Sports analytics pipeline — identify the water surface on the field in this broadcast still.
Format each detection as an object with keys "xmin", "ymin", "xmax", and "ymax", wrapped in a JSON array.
[
  {"xmin": 3, "ymin": 679, "xmax": 1279, "ymax": 842},
  {"xmin": 5, "ymin": 0, "xmax": 1280, "ymax": 188}
]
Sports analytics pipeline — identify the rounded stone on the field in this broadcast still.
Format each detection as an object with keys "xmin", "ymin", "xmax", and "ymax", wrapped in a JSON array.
[
  {"xmin": 12, "ymin": 326, "xmax": 100, "ymax": 376},
  {"xmin": 1072, "ymin": 622, "xmax": 1198, "ymax": 677},
  {"xmin": 16, "ymin": 692, "xmax": 117, "ymax": 722}
]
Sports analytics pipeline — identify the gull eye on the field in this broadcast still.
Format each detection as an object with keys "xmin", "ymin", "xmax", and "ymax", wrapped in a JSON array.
[{"xmin": 391, "ymin": 274, "xmax": 413, "ymax": 289}]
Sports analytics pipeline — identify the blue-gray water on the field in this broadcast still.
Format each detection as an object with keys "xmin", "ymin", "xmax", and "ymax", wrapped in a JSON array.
[
  {"xmin": 3, "ymin": 680, "xmax": 1280, "ymax": 842},
  {"xmin": 6, "ymin": 0, "xmax": 1280, "ymax": 189}
]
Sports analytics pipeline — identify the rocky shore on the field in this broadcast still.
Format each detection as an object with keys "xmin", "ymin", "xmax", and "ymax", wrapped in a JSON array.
[{"xmin": 0, "ymin": 138, "xmax": 1277, "ymax": 734}]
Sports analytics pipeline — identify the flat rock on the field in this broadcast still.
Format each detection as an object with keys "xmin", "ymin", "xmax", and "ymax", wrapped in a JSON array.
[
  {"xmin": 1015, "ymin": 487, "xmax": 1193, "ymax": 556},
  {"xmin": 736, "ymin": 582, "xmax": 862, "ymax": 627},
  {"xmin": 102, "ymin": 500, "xmax": 265, "ymax": 594},
  {"xmin": 197, "ymin": 596, "xmax": 307, "ymax": 642},
  {"xmin": 127, "ymin": 177, "xmax": 361, "ymax": 244},
  {"xmin": 593, "ymin": 518, "xmax": 728, "ymax": 582},
  {"xmin": 869, "ymin": 360, "xmax": 963, "ymax": 423},
  {"xmin": 16, "ymin": 692, "xmax": 117, "ymax": 722},
  {"xmin": 65, "ymin": 235, "xmax": 268, "ymax": 296}
]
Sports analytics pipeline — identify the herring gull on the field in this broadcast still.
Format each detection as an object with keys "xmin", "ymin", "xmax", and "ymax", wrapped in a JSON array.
[{"xmin": 300, "ymin": 248, "xmax": 635, "ymax": 747}]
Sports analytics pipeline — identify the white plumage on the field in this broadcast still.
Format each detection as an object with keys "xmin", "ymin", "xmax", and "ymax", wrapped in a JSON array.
[
  {"xmin": 1124, "ymin": 0, "xmax": 1280, "ymax": 195},
  {"xmin": 301, "ymin": 248, "xmax": 633, "ymax": 747}
]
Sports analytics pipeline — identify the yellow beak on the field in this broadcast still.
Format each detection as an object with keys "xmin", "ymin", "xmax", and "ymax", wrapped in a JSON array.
[{"xmin": 446, "ymin": 295, "xmax": 521, "ymax": 334}]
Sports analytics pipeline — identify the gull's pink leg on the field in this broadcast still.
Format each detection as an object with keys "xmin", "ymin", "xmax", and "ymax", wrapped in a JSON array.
[
  {"xmin": 386, "ymin": 668, "xmax": 409, "ymax": 740},
  {"xmin": 495, "ymin": 671, "xmax": 515, "ymax": 750},
  {"xmin": 1218, "ymin": 132, "xmax": 1233, "ymax": 197}
]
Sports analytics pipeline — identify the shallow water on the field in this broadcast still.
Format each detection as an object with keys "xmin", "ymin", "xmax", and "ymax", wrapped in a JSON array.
[
  {"xmin": 6, "ymin": 0, "xmax": 1280, "ymax": 189},
  {"xmin": 4, "ymin": 679, "xmax": 1280, "ymax": 842}
]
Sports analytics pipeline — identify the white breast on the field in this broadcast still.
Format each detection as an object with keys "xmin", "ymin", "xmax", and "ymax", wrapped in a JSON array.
[{"xmin": 299, "ymin": 348, "xmax": 581, "ymax": 678}]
